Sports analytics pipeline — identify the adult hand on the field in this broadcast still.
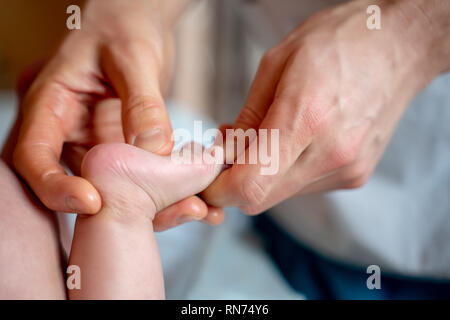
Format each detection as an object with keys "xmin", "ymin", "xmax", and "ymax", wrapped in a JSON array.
[
  {"xmin": 11, "ymin": 0, "xmax": 224, "ymax": 229},
  {"xmin": 202, "ymin": 0, "xmax": 450, "ymax": 214}
]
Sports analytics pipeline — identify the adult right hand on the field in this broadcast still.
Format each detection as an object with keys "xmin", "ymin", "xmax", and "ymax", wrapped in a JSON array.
[{"xmin": 11, "ymin": 0, "xmax": 224, "ymax": 229}]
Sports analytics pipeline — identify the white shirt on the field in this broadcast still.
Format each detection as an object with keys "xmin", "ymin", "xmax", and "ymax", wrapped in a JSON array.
[{"xmin": 242, "ymin": 0, "xmax": 450, "ymax": 279}]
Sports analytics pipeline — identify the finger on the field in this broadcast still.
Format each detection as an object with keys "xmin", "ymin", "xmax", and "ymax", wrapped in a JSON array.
[
  {"xmin": 298, "ymin": 147, "xmax": 379, "ymax": 195},
  {"xmin": 153, "ymin": 196, "xmax": 208, "ymax": 232},
  {"xmin": 296, "ymin": 172, "xmax": 345, "ymax": 195},
  {"xmin": 14, "ymin": 82, "xmax": 101, "ymax": 213},
  {"xmin": 91, "ymin": 98, "xmax": 126, "ymax": 144},
  {"xmin": 101, "ymin": 43, "xmax": 173, "ymax": 155},
  {"xmin": 242, "ymin": 163, "xmax": 353, "ymax": 214},
  {"xmin": 246, "ymin": 141, "xmax": 380, "ymax": 213},
  {"xmin": 236, "ymin": 154, "xmax": 314, "ymax": 214},
  {"xmin": 201, "ymin": 206, "xmax": 225, "ymax": 226},
  {"xmin": 218, "ymin": 123, "xmax": 233, "ymax": 134},
  {"xmin": 201, "ymin": 48, "xmax": 293, "ymax": 208},
  {"xmin": 234, "ymin": 47, "xmax": 290, "ymax": 130},
  {"xmin": 202, "ymin": 66, "xmax": 314, "ymax": 210},
  {"xmin": 201, "ymin": 118, "xmax": 294, "ymax": 210},
  {"xmin": 230, "ymin": 147, "xmax": 323, "ymax": 214}
]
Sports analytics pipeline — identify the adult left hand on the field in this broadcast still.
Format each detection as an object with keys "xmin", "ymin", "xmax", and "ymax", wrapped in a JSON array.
[
  {"xmin": 3, "ymin": 62, "xmax": 224, "ymax": 232},
  {"xmin": 202, "ymin": 0, "xmax": 450, "ymax": 214}
]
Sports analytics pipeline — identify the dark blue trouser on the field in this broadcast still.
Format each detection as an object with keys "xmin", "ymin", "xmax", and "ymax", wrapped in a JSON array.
[{"xmin": 254, "ymin": 213, "xmax": 450, "ymax": 300}]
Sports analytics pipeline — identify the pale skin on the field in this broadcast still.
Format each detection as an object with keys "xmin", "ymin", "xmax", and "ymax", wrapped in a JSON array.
[
  {"xmin": 69, "ymin": 143, "xmax": 222, "ymax": 299},
  {"xmin": 0, "ymin": 159, "xmax": 66, "ymax": 299},
  {"xmin": 1, "ymin": 141, "xmax": 222, "ymax": 299},
  {"xmin": 11, "ymin": 0, "xmax": 450, "ymax": 215},
  {"xmin": 11, "ymin": 0, "xmax": 224, "ymax": 227},
  {"xmin": 203, "ymin": 0, "xmax": 450, "ymax": 214},
  {"xmin": 1, "ymin": 0, "xmax": 450, "ymax": 298}
]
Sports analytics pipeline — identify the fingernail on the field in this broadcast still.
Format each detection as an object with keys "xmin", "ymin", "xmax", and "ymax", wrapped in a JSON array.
[
  {"xmin": 66, "ymin": 196, "xmax": 85, "ymax": 213},
  {"xmin": 134, "ymin": 129, "xmax": 167, "ymax": 152}
]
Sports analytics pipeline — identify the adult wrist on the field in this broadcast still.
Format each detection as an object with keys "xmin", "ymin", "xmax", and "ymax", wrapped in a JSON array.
[{"xmin": 395, "ymin": 0, "xmax": 450, "ymax": 76}]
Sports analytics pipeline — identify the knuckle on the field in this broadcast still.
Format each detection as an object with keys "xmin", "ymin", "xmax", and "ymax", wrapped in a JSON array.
[
  {"xmin": 24, "ymin": 81, "xmax": 67, "ymax": 123},
  {"xmin": 261, "ymin": 48, "xmax": 275, "ymax": 62},
  {"xmin": 330, "ymin": 142, "xmax": 359, "ymax": 168},
  {"xmin": 298, "ymin": 33, "xmax": 319, "ymax": 50},
  {"xmin": 235, "ymin": 106, "xmax": 263, "ymax": 129},
  {"xmin": 344, "ymin": 175, "xmax": 369, "ymax": 189},
  {"xmin": 301, "ymin": 105, "xmax": 326, "ymax": 135},
  {"xmin": 342, "ymin": 163, "xmax": 369, "ymax": 189},
  {"xmin": 127, "ymin": 94, "xmax": 162, "ymax": 111},
  {"xmin": 124, "ymin": 95, "xmax": 163, "ymax": 124},
  {"xmin": 13, "ymin": 146, "xmax": 57, "ymax": 207},
  {"xmin": 239, "ymin": 175, "xmax": 268, "ymax": 208},
  {"xmin": 13, "ymin": 143, "xmax": 48, "ymax": 180},
  {"xmin": 117, "ymin": 37, "xmax": 163, "ymax": 66},
  {"xmin": 260, "ymin": 47, "xmax": 280, "ymax": 68}
]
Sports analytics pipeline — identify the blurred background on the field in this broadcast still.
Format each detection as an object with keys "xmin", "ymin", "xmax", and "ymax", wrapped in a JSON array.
[{"xmin": 0, "ymin": 0, "xmax": 303, "ymax": 299}]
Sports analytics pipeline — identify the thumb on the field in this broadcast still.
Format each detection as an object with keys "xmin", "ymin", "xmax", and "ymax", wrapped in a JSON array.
[
  {"xmin": 234, "ymin": 48, "xmax": 288, "ymax": 131},
  {"xmin": 101, "ymin": 43, "xmax": 173, "ymax": 155}
]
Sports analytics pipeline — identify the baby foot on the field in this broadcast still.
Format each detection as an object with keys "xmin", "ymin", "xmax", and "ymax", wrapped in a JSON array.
[{"xmin": 80, "ymin": 143, "xmax": 223, "ymax": 222}]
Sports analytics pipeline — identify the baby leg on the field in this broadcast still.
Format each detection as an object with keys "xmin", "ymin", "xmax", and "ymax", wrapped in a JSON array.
[
  {"xmin": 0, "ymin": 159, "xmax": 66, "ymax": 299},
  {"xmin": 68, "ymin": 143, "xmax": 222, "ymax": 299}
]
